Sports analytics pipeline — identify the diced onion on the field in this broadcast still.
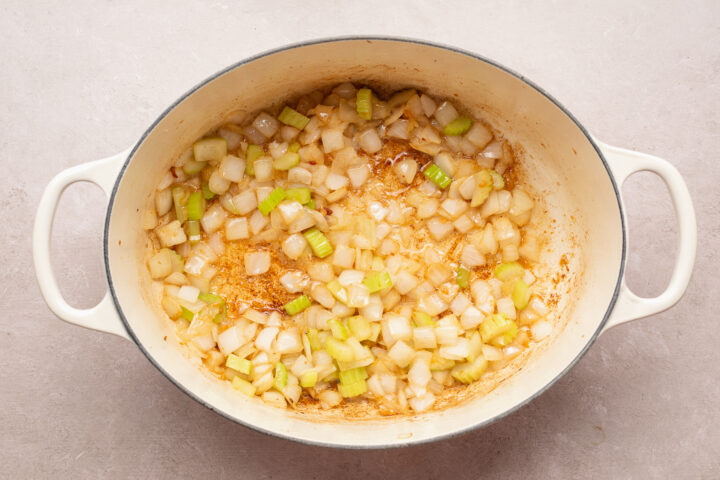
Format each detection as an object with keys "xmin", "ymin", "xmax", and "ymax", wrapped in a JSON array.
[
  {"xmin": 252, "ymin": 112, "xmax": 280, "ymax": 138},
  {"xmin": 387, "ymin": 120, "xmax": 409, "ymax": 140},
  {"xmin": 220, "ymin": 155, "xmax": 245, "ymax": 182},
  {"xmin": 358, "ymin": 128, "xmax": 383, "ymax": 154},
  {"xmin": 244, "ymin": 251, "xmax": 271, "ymax": 275},
  {"xmin": 531, "ymin": 320, "xmax": 552, "ymax": 340},
  {"xmin": 280, "ymin": 270, "xmax": 309, "ymax": 293}
]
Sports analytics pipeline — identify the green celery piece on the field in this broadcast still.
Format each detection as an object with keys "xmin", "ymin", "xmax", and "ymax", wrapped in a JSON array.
[
  {"xmin": 306, "ymin": 328, "xmax": 322, "ymax": 351},
  {"xmin": 186, "ymin": 191, "xmax": 204, "ymax": 221},
  {"xmin": 245, "ymin": 144, "xmax": 264, "ymax": 176},
  {"xmin": 412, "ymin": 311, "xmax": 435, "ymax": 327},
  {"xmin": 494, "ymin": 262, "xmax": 524, "ymax": 281},
  {"xmin": 285, "ymin": 187, "xmax": 312, "ymax": 205},
  {"xmin": 456, "ymin": 266, "xmax": 470, "ymax": 289},
  {"xmin": 226, "ymin": 354, "xmax": 252, "ymax": 375},
  {"xmin": 187, "ymin": 220, "xmax": 201, "ymax": 244},
  {"xmin": 338, "ymin": 379, "xmax": 367, "ymax": 398},
  {"xmin": 338, "ymin": 367, "xmax": 368, "ymax": 385},
  {"xmin": 284, "ymin": 295, "xmax": 311, "ymax": 315},
  {"xmin": 303, "ymin": 227, "xmax": 333, "ymax": 258},
  {"xmin": 423, "ymin": 164, "xmax": 452, "ymax": 189},
  {"xmin": 356, "ymin": 88, "xmax": 372, "ymax": 120},
  {"xmin": 232, "ymin": 376, "xmax": 256, "ymax": 396},
  {"xmin": 193, "ymin": 137, "xmax": 227, "ymax": 163},
  {"xmin": 258, "ymin": 187, "xmax": 287, "ymax": 216},
  {"xmin": 183, "ymin": 159, "xmax": 207, "ymax": 176},
  {"xmin": 278, "ymin": 106, "xmax": 310, "ymax": 130},
  {"xmin": 347, "ymin": 315, "xmax": 371, "ymax": 341},
  {"xmin": 201, "ymin": 182, "xmax": 215, "ymax": 200},
  {"xmin": 443, "ymin": 116, "xmax": 472, "ymax": 136},
  {"xmin": 171, "ymin": 186, "xmax": 188, "ymax": 223},
  {"xmin": 328, "ymin": 318, "xmax": 349, "ymax": 340},
  {"xmin": 300, "ymin": 370, "xmax": 318, "ymax": 388},
  {"xmin": 274, "ymin": 362, "xmax": 288, "ymax": 390},
  {"xmin": 273, "ymin": 152, "xmax": 300, "ymax": 170},
  {"xmin": 363, "ymin": 271, "xmax": 392, "ymax": 293},
  {"xmin": 512, "ymin": 280, "xmax": 530, "ymax": 310},
  {"xmin": 325, "ymin": 337, "xmax": 354, "ymax": 362},
  {"xmin": 180, "ymin": 306, "xmax": 195, "ymax": 321}
]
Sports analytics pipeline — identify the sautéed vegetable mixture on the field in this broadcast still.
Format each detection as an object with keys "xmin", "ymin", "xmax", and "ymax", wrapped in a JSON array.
[{"xmin": 143, "ymin": 83, "xmax": 553, "ymax": 414}]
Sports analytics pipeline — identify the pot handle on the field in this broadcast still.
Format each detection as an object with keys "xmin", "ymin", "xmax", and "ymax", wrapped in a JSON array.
[
  {"xmin": 33, "ymin": 150, "xmax": 132, "ymax": 341},
  {"xmin": 597, "ymin": 141, "xmax": 697, "ymax": 333}
]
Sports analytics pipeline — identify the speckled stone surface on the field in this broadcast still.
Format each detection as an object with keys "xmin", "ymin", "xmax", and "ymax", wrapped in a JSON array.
[{"xmin": 2, "ymin": 1, "xmax": 718, "ymax": 478}]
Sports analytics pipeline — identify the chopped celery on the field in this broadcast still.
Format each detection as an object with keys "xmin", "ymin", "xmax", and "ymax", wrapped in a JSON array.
[
  {"xmin": 494, "ymin": 262, "xmax": 524, "ymax": 281},
  {"xmin": 171, "ymin": 186, "xmax": 187, "ymax": 223},
  {"xmin": 412, "ymin": 311, "xmax": 435, "ymax": 327},
  {"xmin": 201, "ymin": 182, "xmax": 215, "ymax": 200},
  {"xmin": 423, "ymin": 164, "xmax": 452, "ymax": 189},
  {"xmin": 183, "ymin": 159, "xmax": 207, "ymax": 176},
  {"xmin": 490, "ymin": 170, "xmax": 505, "ymax": 189},
  {"xmin": 456, "ymin": 266, "xmax": 470, "ymax": 289},
  {"xmin": 470, "ymin": 185, "xmax": 492, "ymax": 207},
  {"xmin": 491, "ymin": 322, "xmax": 518, "ymax": 347},
  {"xmin": 305, "ymin": 198, "xmax": 315, "ymax": 210},
  {"xmin": 307, "ymin": 328, "xmax": 322, "ymax": 350},
  {"xmin": 232, "ymin": 376, "xmax": 256, "ymax": 396},
  {"xmin": 274, "ymin": 361, "xmax": 288, "ymax": 390},
  {"xmin": 288, "ymin": 141, "xmax": 301, "ymax": 153},
  {"xmin": 193, "ymin": 137, "xmax": 227, "ymax": 164},
  {"xmin": 326, "ymin": 280, "xmax": 348, "ymax": 304},
  {"xmin": 258, "ymin": 187, "xmax": 287, "ymax": 216},
  {"xmin": 338, "ymin": 379, "xmax": 367, "ymax": 398},
  {"xmin": 284, "ymin": 294, "xmax": 311, "ymax": 315},
  {"xmin": 338, "ymin": 367, "xmax": 368, "ymax": 385},
  {"xmin": 512, "ymin": 280, "xmax": 531, "ymax": 310},
  {"xmin": 356, "ymin": 88, "xmax": 372, "ymax": 120},
  {"xmin": 226, "ymin": 354, "xmax": 252, "ymax": 375},
  {"xmin": 285, "ymin": 187, "xmax": 311, "ymax": 205},
  {"xmin": 213, "ymin": 302, "xmax": 227, "ymax": 324},
  {"xmin": 198, "ymin": 293, "xmax": 226, "ymax": 323},
  {"xmin": 444, "ymin": 116, "xmax": 472, "ymax": 136},
  {"xmin": 451, "ymin": 356, "xmax": 488, "ymax": 384},
  {"xmin": 278, "ymin": 106, "xmax": 310, "ymax": 130},
  {"xmin": 430, "ymin": 352, "xmax": 455, "ymax": 371},
  {"xmin": 300, "ymin": 370, "xmax": 318, "ymax": 388},
  {"xmin": 326, "ymin": 337, "xmax": 355, "ymax": 362},
  {"xmin": 198, "ymin": 293, "xmax": 223, "ymax": 304},
  {"xmin": 186, "ymin": 191, "xmax": 205, "ymax": 221},
  {"xmin": 363, "ymin": 271, "xmax": 393, "ymax": 293},
  {"xmin": 245, "ymin": 144, "xmax": 264, "ymax": 176},
  {"xmin": 187, "ymin": 220, "xmax": 201, "ymax": 244},
  {"xmin": 274, "ymin": 151, "xmax": 300, "ymax": 170},
  {"xmin": 303, "ymin": 227, "xmax": 333, "ymax": 258},
  {"xmin": 347, "ymin": 315, "xmax": 372, "ymax": 341},
  {"xmin": 480, "ymin": 314, "xmax": 517, "ymax": 343},
  {"xmin": 328, "ymin": 318, "xmax": 349, "ymax": 340},
  {"xmin": 180, "ymin": 306, "xmax": 195, "ymax": 321}
]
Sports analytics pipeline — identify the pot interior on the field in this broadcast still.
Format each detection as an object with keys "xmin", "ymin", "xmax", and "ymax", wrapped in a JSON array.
[{"xmin": 105, "ymin": 38, "xmax": 623, "ymax": 447}]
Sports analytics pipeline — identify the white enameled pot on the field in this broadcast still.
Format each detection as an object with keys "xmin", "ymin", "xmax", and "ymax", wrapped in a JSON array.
[{"xmin": 33, "ymin": 37, "xmax": 697, "ymax": 448}]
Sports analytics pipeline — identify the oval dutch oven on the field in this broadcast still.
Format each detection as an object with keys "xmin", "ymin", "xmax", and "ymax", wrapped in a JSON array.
[{"xmin": 33, "ymin": 37, "xmax": 696, "ymax": 448}]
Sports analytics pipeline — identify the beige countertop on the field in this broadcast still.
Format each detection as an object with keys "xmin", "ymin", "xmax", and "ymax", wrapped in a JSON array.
[{"xmin": 2, "ymin": 0, "xmax": 718, "ymax": 478}]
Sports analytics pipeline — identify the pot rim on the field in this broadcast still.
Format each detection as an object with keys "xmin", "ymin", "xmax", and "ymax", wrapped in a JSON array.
[{"xmin": 103, "ymin": 35, "xmax": 626, "ymax": 449}]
